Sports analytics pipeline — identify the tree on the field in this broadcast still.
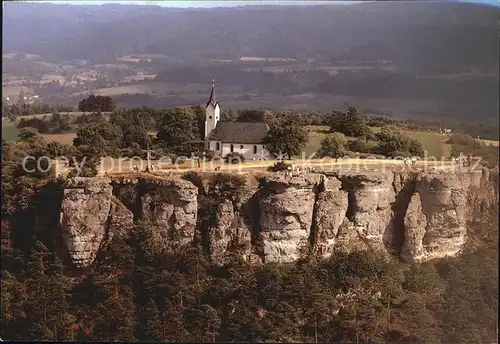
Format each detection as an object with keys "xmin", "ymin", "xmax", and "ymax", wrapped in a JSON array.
[
  {"xmin": 142, "ymin": 299, "xmax": 163, "ymax": 341},
  {"xmin": 236, "ymin": 109, "xmax": 266, "ymax": 122},
  {"xmin": 375, "ymin": 125, "xmax": 412, "ymax": 156},
  {"xmin": 46, "ymin": 257, "xmax": 76, "ymax": 341},
  {"xmin": 329, "ymin": 106, "xmax": 372, "ymax": 138},
  {"xmin": 264, "ymin": 113, "xmax": 308, "ymax": 158},
  {"xmin": 17, "ymin": 118, "xmax": 51, "ymax": 133},
  {"xmin": 373, "ymin": 127, "xmax": 426, "ymax": 157},
  {"xmin": 156, "ymin": 107, "xmax": 204, "ymax": 155},
  {"xmin": 24, "ymin": 242, "xmax": 54, "ymax": 340},
  {"xmin": 18, "ymin": 127, "xmax": 41, "ymax": 141},
  {"xmin": 408, "ymin": 138, "xmax": 424, "ymax": 156},
  {"xmin": 78, "ymin": 94, "xmax": 116, "ymax": 112},
  {"xmin": 73, "ymin": 122, "xmax": 123, "ymax": 156},
  {"xmin": 110, "ymin": 110, "xmax": 153, "ymax": 149},
  {"xmin": 46, "ymin": 141, "xmax": 74, "ymax": 158},
  {"xmin": 349, "ymin": 139, "xmax": 371, "ymax": 153},
  {"xmin": 68, "ymin": 144, "xmax": 101, "ymax": 177},
  {"xmin": 320, "ymin": 132, "xmax": 347, "ymax": 157}
]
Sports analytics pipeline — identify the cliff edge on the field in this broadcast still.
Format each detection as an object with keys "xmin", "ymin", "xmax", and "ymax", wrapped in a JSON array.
[{"xmin": 56, "ymin": 169, "xmax": 498, "ymax": 268}]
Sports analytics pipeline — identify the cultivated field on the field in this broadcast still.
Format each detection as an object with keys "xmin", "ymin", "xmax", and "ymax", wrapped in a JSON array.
[
  {"xmin": 69, "ymin": 81, "xmax": 222, "ymax": 97},
  {"xmin": 41, "ymin": 133, "xmax": 76, "ymax": 144},
  {"xmin": 2, "ymin": 85, "xmax": 35, "ymax": 97}
]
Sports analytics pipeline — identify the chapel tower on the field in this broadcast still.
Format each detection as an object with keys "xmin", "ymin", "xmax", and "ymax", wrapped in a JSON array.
[{"xmin": 205, "ymin": 80, "xmax": 220, "ymax": 138}]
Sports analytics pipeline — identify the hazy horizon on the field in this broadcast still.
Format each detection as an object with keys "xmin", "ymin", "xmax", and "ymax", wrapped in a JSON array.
[{"xmin": 29, "ymin": 0, "xmax": 500, "ymax": 7}]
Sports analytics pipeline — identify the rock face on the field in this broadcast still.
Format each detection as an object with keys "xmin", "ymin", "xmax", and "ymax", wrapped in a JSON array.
[
  {"xmin": 209, "ymin": 199, "xmax": 252, "ymax": 264},
  {"xmin": 60, "ymin": 178, "xmax": 114, "ymax": 268},
  {"xmin": 401, "ymin": 193, "xmax": 427, "ymax": 261},
  {"xmin": 339, "ymin": 172, "xmax": 397, "ymax": 251},
  {"xmin": 256, "ymin": 175, "xmax": 324, "ymax": 263},
  {"xmin": 108, "ymin": 196, "xmax": 134, "ymax": 239},
  {"xmin": 56, "ymin": 169, "xmax": 497, "ymax": 268},
  {"xmin": 314, "ymin": 177, "xmax": 348, "ymax": 256},
  {"xmin": 140, "ymin": 179, "xmax": 198, "ymax": 248},
  {"xmin": 401, "ymin": 170, "xmax": 495, "ymax": 262}
]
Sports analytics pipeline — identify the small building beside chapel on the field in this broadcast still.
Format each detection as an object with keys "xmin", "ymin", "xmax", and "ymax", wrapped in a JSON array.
[{"xmin": 204, "ymin": 83, "xmax": 270, "ymax": 159}]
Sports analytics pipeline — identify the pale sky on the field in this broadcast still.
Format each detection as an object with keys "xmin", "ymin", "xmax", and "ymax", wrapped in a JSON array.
[
  {"xmin": 37, "ymin": 1, "xmax": 359, "ymax": 7},
  {"xmin": 29, "ymin": 0, "xmax": 500, "ymax": 7}
]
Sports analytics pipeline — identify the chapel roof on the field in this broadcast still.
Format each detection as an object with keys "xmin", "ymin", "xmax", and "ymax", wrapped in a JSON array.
[{"xmin": 207, "ymin": 121, "xmax": 269, "ymax": 144}]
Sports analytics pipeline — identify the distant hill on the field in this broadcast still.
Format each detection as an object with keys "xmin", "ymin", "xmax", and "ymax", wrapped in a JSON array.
[
  {"xmin": 2, "ymin": 2, "xmax": 498, "ymax": 130},
  {"xmin": 3, "ymin": 2, "xmax": 498, "ymax": 74}
]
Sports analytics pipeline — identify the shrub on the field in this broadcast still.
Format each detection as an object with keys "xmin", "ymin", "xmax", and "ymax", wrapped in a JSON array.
[
  {"xmin": 446, "ymin": 133, "xmax": 475, "ymax": 146},
  {"xmin": 348, "ymin": 139, "xmax": 370, "ymax": 153},
  {"xmin": 388, "ymin": 151, "xmax": 412, "ymax": 158},
  {"xmin": 320, "ymin": 132, "xmax": 347, "ymax": 157},
  {"xmin": 213, "ymin": 173, "xmax": 247, "ymax": 191},
  {"xmin": 182, "ymin": 171, "xmax": 205, "ymax": 193},
  {"xmin": 224, "ymin": 152, "xmax": 245, "ymax": 164},
  {"xmin": 202, "ymin": 149, "xmax": 217, "ymax": 160},
  {"xmin": 268, "ymin": 161, "xmax": 291, "ymax": 172},
  {"xmin": 408, "ymin": 139, "xmax": 425, "ymax": 157}
]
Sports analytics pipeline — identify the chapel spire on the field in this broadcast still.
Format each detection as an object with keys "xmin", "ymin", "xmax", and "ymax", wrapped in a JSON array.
[{"xmin": 206, "ymin": 79, "xmax": 217, "ymax": 108}]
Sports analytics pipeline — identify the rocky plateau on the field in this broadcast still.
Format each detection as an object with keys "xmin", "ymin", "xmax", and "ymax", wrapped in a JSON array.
[{"xmin": 56, "ymin": 169, "xmax": 498, "ymax": 268}]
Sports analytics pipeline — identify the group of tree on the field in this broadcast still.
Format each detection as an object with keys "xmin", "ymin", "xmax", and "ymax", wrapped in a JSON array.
[
  {"xmin": 263, "ymin": 112, "xmax": 309, "ymax": 158},
  {"xmin": 17, "ymin": 112, "xmax": 72, "ymax": 134},
  {"xmin": 2, "ymin": 103, "xmax": 74, "ymax": 118},
  {"xmin": 69, "ymin": 105, "xmax": 205, "ymax": 169},
  {"xmin": 77, "ymin": 94, "xmax": 116, "ymax": 112},
  {"xmin": 320, "ymin": 108, "xmax": 425, "ymax": 158},
  {"xmin": 155, "ymin": 106, "xmax": 205, "ymax": 156},
  {"xmin": 329, "ymin": 106, "xmax": 373, "ymax": 139},
  {"xmin": 373, "ymin": 125, "xmax": 425, "ymax": 157}
]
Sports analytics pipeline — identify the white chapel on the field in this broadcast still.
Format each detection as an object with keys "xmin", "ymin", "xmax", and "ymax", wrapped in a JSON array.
[{"xmin": 204, "ymin": 83, "xmax": 270, "ymax": 159}]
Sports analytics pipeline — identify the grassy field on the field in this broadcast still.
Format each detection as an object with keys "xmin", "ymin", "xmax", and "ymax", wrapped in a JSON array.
[
  {"xmin": 2, "ymin": 118, "xmax": 20, "ymax": 140},
  {"xmin": 403, "ymin": 130, "xmax": 452, "ymax": 158},
  {"xmin": 41, "ymin": 131, "xmax": 156, "ymax": 145},
  {"xmin": 304, "ymin": 125, "xmax": 453, "ymax": 158},
  {"xmin": 482, "ymin": 139, "xmax": 500, "ymax": 147},
  {"xmin": 303, "ymin": 125, "xmax": 330, "ymax": 156},
  {"xmin": 15, "ymin": 112, "xmax": 111, "ymax": 120}
]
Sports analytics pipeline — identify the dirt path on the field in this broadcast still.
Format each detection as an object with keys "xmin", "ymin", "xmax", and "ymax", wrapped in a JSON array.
[{"xmin": 96, "ymin": 158, "xmax": 459, "ymax": 176}]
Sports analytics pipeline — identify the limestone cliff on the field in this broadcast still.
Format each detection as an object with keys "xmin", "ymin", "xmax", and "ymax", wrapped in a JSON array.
[
  {"xmin": 401, "ymin": 169, "xmax": 498, "ymax": 262},
  {"xmin": 60, "ymin": 177, "xmax": 133, "ymax": 268},
  {"xmin": 257, "ymin": 174, "xmax": 320, "ymax": 263},
  {"xmin": 56, "ymin": 169, "xmax": 498, "ymax": 268}
]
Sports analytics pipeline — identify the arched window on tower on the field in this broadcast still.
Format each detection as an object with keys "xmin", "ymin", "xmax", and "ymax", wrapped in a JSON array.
[
  {"xmin": 230, "ymin": 144, "xmax": 234, "ymax": 153},
  {"xmin": 216, "ymin": 142, "xmax": 220, "ymax": 151},
  {"xmin": 253, "ymin": 145, "xmax": 258, "ymax": 154}
]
